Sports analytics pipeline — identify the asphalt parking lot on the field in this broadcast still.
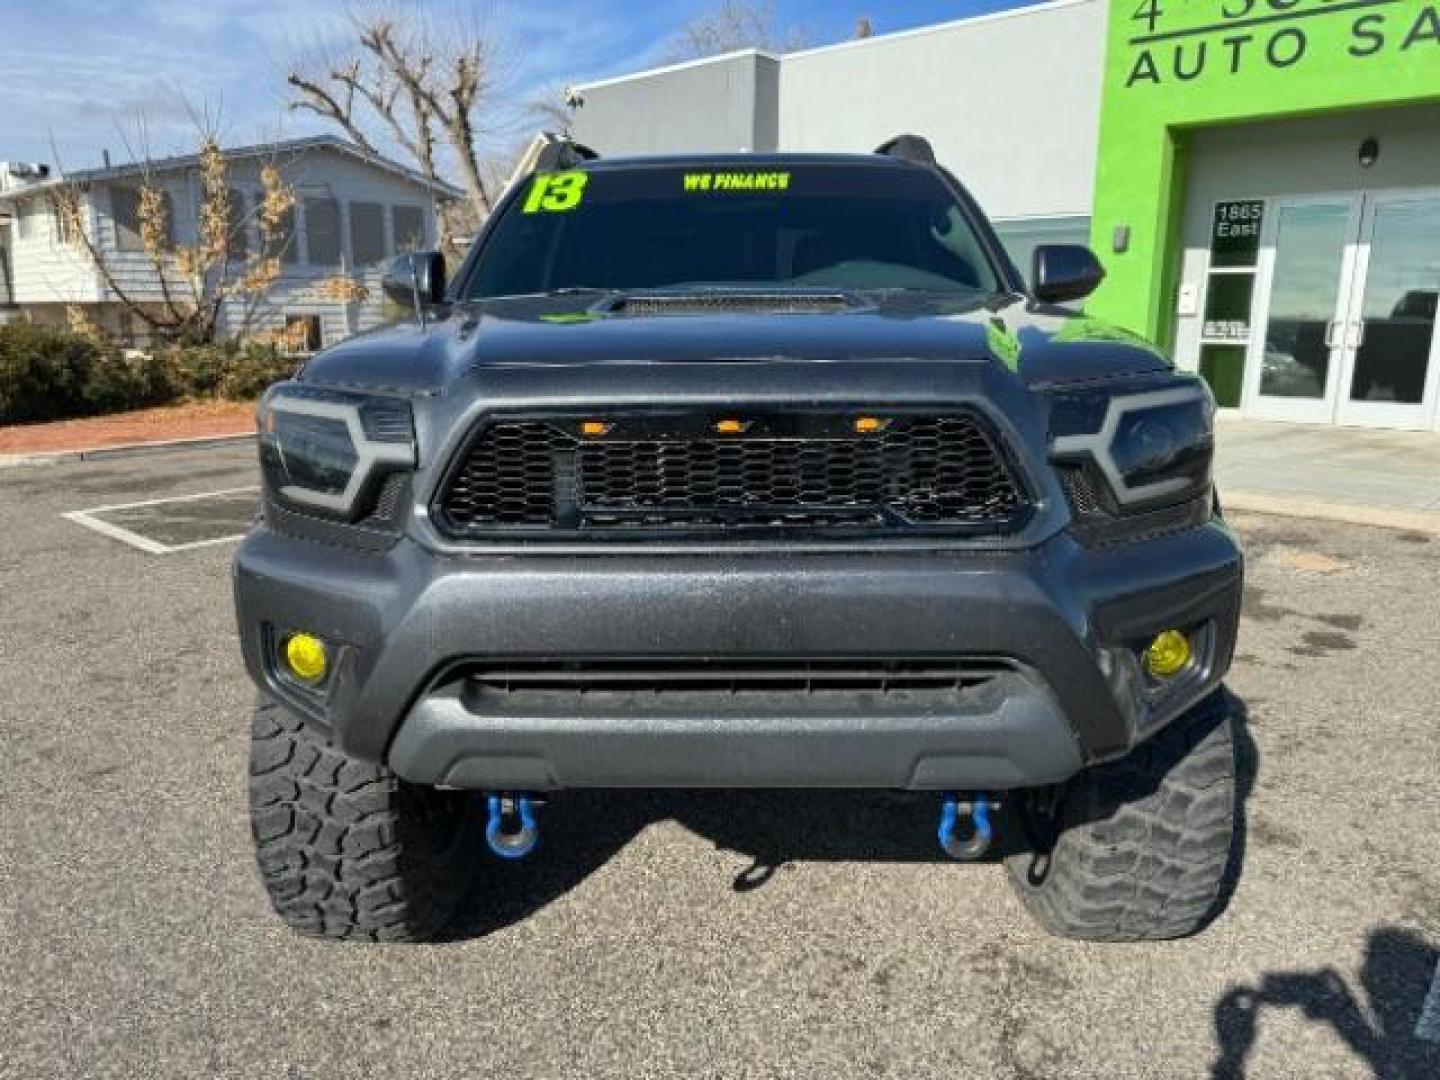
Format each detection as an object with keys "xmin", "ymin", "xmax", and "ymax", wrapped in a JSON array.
[{"xmin": 2, "ymin": 443, "xmax": 1437, "ymax": 1079}]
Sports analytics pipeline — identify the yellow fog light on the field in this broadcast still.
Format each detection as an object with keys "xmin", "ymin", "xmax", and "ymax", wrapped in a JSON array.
[
  {"xmin": 284, "ymin": 633, "xmax": 329, "ymax": 684},
  {"xmin": 1144, "ymin": 630, "xmax": 1192, "ymax": 679}
]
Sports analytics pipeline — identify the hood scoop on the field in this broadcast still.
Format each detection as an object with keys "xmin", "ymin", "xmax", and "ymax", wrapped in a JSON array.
[{"xmin": 606, "ymin": 292, "xmax": 858, "ymax": 317}]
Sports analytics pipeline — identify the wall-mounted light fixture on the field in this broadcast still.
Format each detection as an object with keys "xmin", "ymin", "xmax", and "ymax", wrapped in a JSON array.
[{"xmin": 1359, "ymin": 137, "xmax": 1380, "ymax": 168}]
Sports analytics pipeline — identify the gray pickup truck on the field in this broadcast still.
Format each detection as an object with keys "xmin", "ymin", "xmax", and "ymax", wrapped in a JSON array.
[{"xmin": 236, "ymin": 135, "xmax": 1243, "ymax": 943}]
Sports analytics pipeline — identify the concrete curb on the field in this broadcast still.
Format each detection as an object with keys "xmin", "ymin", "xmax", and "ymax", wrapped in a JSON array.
[
  {"xmin": 1224, "ymin": 489, "xmax": 1440, "ymax": 535},
  {"xmin": 0, "ymin": 431, "xmax": 255, "ymax": 468}
]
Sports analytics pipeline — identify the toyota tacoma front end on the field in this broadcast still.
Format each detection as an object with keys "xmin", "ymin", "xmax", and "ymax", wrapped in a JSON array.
[{"xmin": 237, "ymin": 137, "xmax": 1242, "ymax": 943}]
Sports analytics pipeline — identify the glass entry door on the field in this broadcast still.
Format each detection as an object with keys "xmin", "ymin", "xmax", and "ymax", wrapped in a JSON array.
[
  {"xmin": 1242, "ymin": 196, "xmax": 1360, "ymax": 423},
  {"xmin": 1335, "ymin": 193, "xmax": 1440, "ymax": 429},
  {"xmin": 1243, "ymin": 190, "xmax": 1440, "ymax": 429}
]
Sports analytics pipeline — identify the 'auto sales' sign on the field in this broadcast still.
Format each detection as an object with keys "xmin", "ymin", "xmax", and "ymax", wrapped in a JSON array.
[{"xmin": 1124, "ymin": 0, "xmax": 1440, "ymax": 88}]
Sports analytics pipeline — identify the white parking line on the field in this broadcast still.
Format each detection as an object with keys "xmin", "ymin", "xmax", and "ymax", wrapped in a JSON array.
[{"xmin": 62, "ymin": 486, "xmax": 260, "ymax": 555}]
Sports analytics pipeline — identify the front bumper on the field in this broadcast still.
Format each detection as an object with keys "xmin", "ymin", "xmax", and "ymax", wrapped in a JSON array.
[{"xmin": 234, "ymin": 521, "xmax": 1242, "ymax": 790}]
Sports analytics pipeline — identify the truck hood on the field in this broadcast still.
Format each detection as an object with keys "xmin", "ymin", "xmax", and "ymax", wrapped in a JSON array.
[{"xmin": 299, "ymin": 291, "xmax": 1171, "ymax": 395}]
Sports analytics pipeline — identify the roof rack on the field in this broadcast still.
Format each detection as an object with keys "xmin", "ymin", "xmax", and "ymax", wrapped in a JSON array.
[{"xmin": 874, "ymin": 134, "xmax": 937, "ymax": 166}]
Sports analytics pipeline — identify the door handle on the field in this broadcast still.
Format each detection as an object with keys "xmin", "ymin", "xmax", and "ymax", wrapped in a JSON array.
[
  {"xmin": 1349, "ymin": 320, "xmax": 1367, "ymax": 348},
  {"xmin": 1324, "ymin": 320, "xmax": 1341, "ymax": 348}
]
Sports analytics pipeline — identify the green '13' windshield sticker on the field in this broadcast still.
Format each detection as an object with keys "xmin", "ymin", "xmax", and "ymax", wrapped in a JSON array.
[{"xmin": 523, "ymin": 171, "xmax": 589, "ymax": 213}]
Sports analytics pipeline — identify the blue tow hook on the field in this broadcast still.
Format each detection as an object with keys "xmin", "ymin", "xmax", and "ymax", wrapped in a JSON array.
[
  {"xmin": 937, "ymin": 793, "xmax": 995, "ymax": 861},
  {"xmin": 485, "ymin": 794, "xmax": 540, "ymax": 860}
]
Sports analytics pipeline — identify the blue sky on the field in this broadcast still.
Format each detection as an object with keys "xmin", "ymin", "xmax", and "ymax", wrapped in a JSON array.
[{"xmin": 2, "ymin": 0, "xmax": 1035, "ymax": 170}]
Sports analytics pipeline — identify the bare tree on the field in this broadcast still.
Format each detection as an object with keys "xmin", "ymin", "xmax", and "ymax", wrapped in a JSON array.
[
  {"xmin": 49, "ymin": 124, "xmax": 296, "ymax": 344},
  {"xmin": 287, "ymin": 3, "xmax": 506, "ymax": 219},
  {"xmin": 663, "ymin": 0, "xmax": 810, "ymax": 62}
]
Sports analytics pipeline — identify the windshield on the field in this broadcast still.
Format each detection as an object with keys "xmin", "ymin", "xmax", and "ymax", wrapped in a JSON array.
[{"xmin": 464, "ymin": 163, "xmax": 1003, "ymax": 299}]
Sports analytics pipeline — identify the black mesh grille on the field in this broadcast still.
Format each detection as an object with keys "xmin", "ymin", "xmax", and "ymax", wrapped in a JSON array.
[
  {"xmin": 363, "ymin": 472, "xmax": 410, "ymax": 524},
  {"xmin": 437, "ymin": 411, "xmax": 1028, "ymax": 540},
  {"xmin": 1060, "ymin": 464, "xmax": 1109, "ymax": 518},
  {"xmin": 442, "ymin": 422, "xmax": 574, "ymax": 527}
]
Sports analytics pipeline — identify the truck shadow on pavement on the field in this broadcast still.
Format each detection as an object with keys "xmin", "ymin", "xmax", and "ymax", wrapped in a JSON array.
[
  {"xmin": 1210, "ymin": 927, "xmax": 1440, "ymax": 1080},
  {"xmin": 444, "ymin": 688, "xmax": 1259, "ymax": 938},
  {"xmin": 441, "ymin": 787, "xmax": 957, "ymax": 940}
]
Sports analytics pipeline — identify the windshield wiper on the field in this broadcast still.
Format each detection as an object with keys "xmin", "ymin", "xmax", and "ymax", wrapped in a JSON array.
[{"xmin": 467, "ymin": 286, "xmax": 612, "ymax": 301}]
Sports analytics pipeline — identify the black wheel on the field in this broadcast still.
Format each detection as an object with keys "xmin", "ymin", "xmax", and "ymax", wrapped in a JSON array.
[
  {"xmin": 248, "ymin": 697, "xmax": 482, "ymax": 941},
  {"xmin": 1005, "ymin": 691, "xmax": 1238, "ymax": 942}
]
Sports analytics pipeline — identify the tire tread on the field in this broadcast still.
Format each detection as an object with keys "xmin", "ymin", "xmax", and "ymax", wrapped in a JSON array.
[
  {"xmin": 1006, "ymin": 692, "xmax": 1238, "ymax": 942},
  {"xmin": 248, "ymin": 697, "xmax": 477, "ymax": 942}
]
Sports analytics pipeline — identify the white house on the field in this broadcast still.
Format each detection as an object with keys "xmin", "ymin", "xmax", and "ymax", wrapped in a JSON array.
[{"xmin": 0, "ymin": 135, "xmax": 460, "ymax": 348}]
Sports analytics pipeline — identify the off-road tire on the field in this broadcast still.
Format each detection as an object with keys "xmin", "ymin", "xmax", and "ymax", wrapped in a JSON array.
[
  {"xmin": 1005, "ymin": 691, "xmax": 1237, "ymax": 942},
  {"xmin": 248, "ymin": 697, "xmax": 482, "ymax": 941}
]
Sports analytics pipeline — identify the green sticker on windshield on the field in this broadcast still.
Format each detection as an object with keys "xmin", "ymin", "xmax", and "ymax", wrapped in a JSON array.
[
  {"xmin": 539, "ymin": 312, "xmax": 601, "ymax": 325},
  {"xmin": 523, "ymin": 171, "xmax": 588, "ymax": 213},
  {"xmin": 682, "ymin": 172, "xmax": 790, "ymax": 193}
]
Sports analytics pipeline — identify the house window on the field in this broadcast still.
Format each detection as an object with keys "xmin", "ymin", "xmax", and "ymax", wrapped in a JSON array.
[
  {"xmin": 226, "ymin": 188, "xmax": 248, "ymax": 261},
  {"xmin": 1, "ymin": 238, "xmax": 13, "ymax": 303},
  {"xmin": 392, "ymin": 205, "xmax": 425, "ymax": 252},
  {"xmin": 16, "ymin": 199, "xmax": 39, "ymax": 241},
  {"xmin": 112, "ymin": 184, "xmax": 173, "ymax": 253},
  {"xmin": 304, "ymin": 197, "xmax": 341, "ymax": 266},
  {"xmin": 284, "ymin": 314, "xmax": 323, "ymax": 353},
  {"xmin": 349, "ymin": 201, "xmax": 386, "ymax": 266},
  {"xmin": 262, "ymin": 201, "xmax": 298, "ymax": 266},
  {"xmin": 51, "ymin": 200, "xmax": 75, "ymax": 245}
]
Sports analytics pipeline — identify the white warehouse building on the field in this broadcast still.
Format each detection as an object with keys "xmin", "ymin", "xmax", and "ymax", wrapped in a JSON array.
[{"xmin": 568, "ymin": 0, "xmax": 1103, "ymax": 288}]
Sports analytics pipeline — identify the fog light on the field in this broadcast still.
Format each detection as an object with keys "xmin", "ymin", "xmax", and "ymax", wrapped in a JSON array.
[
  {"xmin": 283, "ymin": 632, "xmax": 329, "ymax": 684},
  {"xmin": 1144, "ymin": 630, "xmax": 1192, "ymax": 679}
]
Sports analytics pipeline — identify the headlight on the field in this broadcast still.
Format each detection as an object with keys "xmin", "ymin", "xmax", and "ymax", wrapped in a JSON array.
[
  {"xmin": 1049, "ymin": 381, "xmax": 1215, "ymax": 542},
  {"xmin": 1103, "ymin": 390, "xmax": 1212, "ymax": 502},
  {"xmin": 258, "ymin": 385, "xmax": 415, "ymax": 521}
]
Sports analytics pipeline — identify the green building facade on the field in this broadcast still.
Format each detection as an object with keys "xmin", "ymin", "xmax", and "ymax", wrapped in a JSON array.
[{"xmin": 1090, "ymin": 0, "xmax": 1440, "ymax": 429}]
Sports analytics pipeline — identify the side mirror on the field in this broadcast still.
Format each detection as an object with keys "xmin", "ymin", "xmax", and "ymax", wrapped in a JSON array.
[
  {"xmin": 382, "ymin": 251, "xmax": 447, "ymax": 310},
  {"xmin": 1032, "ymin": 244, "xmax": 1105, "ymax": 304}
]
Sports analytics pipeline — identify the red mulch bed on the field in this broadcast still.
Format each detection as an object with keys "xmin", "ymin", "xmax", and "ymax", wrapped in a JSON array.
[{"xmin": 0, "ymin": 401, "xmax": 256, "ymax": 455}]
